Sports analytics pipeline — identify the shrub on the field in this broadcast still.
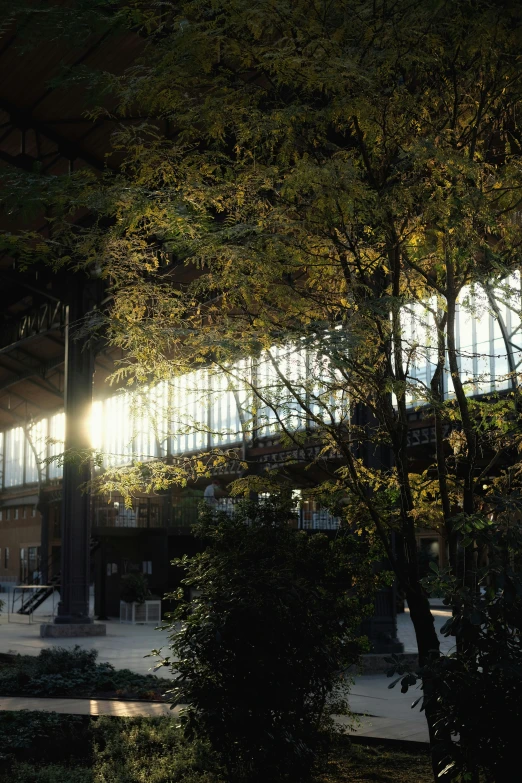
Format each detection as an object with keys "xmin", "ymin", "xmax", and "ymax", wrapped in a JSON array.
[
  {"xmin": 37, "ymin": 646, "xmax": 98, "ymax": 675},
  {"xmin": 1, "ymin": 716, "xmax": 224, "ymax": 783},
  {"xmin": 120, "ymin": 572, "xmax": 151, "ymax": 604},
  {"xmin": 0, "ymin": 647, "xmax": 169, "ymax": 699},
  {"xmin": 91, "ymin": 716, "xmax": 224, "ymax": 783},
  {"xmin": 3, "ymin": 763, "xmax": 92, "ymax": 783},
  {"xmin": 0, "ymin": 710, "xmax": 88, "ymax": 764},
  {"xmin": 160, "ymin": 497, "xmax": 380, "ymax": 783}
]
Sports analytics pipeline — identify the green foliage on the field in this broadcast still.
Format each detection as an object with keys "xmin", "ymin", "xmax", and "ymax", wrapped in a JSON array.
[
  {"xmin": 1, "ymin": 2, "xmax": 522, "ymax": 778},
  {"xmin": 2, "ymin": 765, "xmax": 92, "ymax": 783},
  {"xmin": 158, "ymin": 497, "xmax": 377, "ymax": 782},
  {"xmin": 37, "ymin": 646, "xmax": 98, "ymax": 674},
  {"xmin": 0, "ymin": 713, "xmax": 434, "ymax": 783},
  {"xmin": 0, "ymin": 647, "xmax": 168, "ymax": 699},
  {"xmin": 89, "ymin": 716, "xmax": 224, "ymax": 783},
  {"xmin": 0, "ymin": 714, "xmax": 224, "ymax": 783},
  {"xmin": 0, "ymin": 710, "xmax": 87, "ymax": 764},
  {"xmin": 119, "ymin": 572, "xmax": 152, "ymax": 604},
  {"xmin": 388, "ymin": 500, "xmax": 522, "ymax": 783}
]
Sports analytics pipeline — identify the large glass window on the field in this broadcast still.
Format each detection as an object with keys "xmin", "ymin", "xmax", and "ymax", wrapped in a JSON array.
[
  {"xmin": 4, "ymin": 427, "xmax": 24, "ymax": 486},
  {"xmin": 1, "ymin": 275, "xmax": 522, "ymax": 482},
  {"xmin": 48, "ymin": 413, "xmax": 65, "ymax": 480},
  {"xmin": 25, "ymin": 418, "xmax": 48, "ymax": 484}
]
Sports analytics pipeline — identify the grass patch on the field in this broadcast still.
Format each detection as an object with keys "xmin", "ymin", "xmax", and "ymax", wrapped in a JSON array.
[
  {"xmin": 315, "ymin": 739, "xmax": 433, "ymax": 782},
  {"xmin": 0, "ymin": 711, "xmax": 433, "ymax": 783}
]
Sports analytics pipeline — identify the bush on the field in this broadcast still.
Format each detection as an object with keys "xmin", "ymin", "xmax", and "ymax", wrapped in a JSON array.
[
  {"xmin": 3, "ymin": 764, "xmax": 92, "ymax": 783},
  {"xmin": 0, "ymin": 647, "xmax": 169, "ymax": 699},
  {"xmin": 0, "ymin": 710, "xmax": 88, "ymax": 764},
  {"xmin": 1, "ymin": 716, "xmax": 225, "ymax": 783},
  {"xmin": 37, "ymin": 646, "xmax": 98, "ymax": 675},
  {"xmin": 0, "ymin": 713, "xmax": 434, "ymax": 783},
  {"xmin": 90, "ymin": 716, "xmax": 224, "ymax": 783},
  {"xmin": 161, "ymin": 497, "xmax": 380, "ymax": 783},
  {"xmin": 120, "ymin": 572, "xmax": 151, "ymax": 604}
]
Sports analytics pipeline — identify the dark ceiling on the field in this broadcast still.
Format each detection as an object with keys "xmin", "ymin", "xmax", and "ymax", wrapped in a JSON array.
[{"xmin": 0, "ymin": 14, "xmax": 143, "ymax": 428}]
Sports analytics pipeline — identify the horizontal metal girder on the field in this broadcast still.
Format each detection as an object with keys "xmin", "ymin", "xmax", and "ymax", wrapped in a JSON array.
[{"xmin": 0, "ymin": 97, "xmax": 108, "ymax": 172}]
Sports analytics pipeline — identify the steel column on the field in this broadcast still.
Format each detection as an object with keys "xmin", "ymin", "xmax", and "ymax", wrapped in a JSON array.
[{"xmin": 55, "ymin": 280, "xmax": 94, "ymax": 624}]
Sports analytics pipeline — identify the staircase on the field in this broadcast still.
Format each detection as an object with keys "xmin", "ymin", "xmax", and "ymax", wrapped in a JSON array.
[{"xmin": 16, "ymin": 538, "xmax": 99, "ymax": 615}]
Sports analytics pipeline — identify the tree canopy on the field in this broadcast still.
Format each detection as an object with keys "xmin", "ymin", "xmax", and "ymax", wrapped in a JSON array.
[{"xmin": 2, "ymin": 2, "xmax": 522, "ymax": 779}]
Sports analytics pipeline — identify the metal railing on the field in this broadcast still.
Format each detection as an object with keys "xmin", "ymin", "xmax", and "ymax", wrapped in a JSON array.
[
  {"xmin": 0, "ymin": 301, "xmax": 66, "ymax": 351},
  {"xmin": 8, "ymin": 584, "xmax": 59, "ymax": 623}
]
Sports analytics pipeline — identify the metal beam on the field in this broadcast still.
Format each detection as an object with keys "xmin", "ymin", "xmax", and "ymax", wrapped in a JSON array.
[
  {"xmin": 0, "ymin": 301, "xmax": 66, "ymax": 355},
  {"xmin": 0, "ymin": 404, "xmax": 29, "ymax": 425},
  {"xmin": 0, "ymin": 345, "xmax": 64, "ymax": 380},
  {"xmin": 0, "ymin": 388, "xmax": 46, "ymax": 413},
  {"xmin": 26, "ymin": 376, "xmax": 63, "ymax": 399},
  {"xmin": 0, "ymin": 275, "xmax": 61, "ymax": 303},
  {"xmin": 0, "ymin": 98, "xmax": 108, "ymax": 172},
  {"xmin": 0, "ymin": 357, "xmax": 64, "ymax": 396},
  {"xmin": 56, "ymin": 283, "xmax": 94, "ymax": 624}
]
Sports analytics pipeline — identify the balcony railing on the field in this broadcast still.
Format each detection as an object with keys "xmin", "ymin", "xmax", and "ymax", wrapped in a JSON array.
[{"xmin": 92, "ymin": 495, "xmax": 341, "ymax": 531}]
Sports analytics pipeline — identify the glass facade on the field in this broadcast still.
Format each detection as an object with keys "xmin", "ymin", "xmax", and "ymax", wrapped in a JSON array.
[{"xmin": 0, "ymin": 273, "xmax": 519, "ymax": 490}]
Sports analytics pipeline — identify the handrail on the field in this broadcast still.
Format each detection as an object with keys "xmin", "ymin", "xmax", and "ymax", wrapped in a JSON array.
[{"xmin": 9, "ymin": 584, "xmax": 58, "ymax": 622}]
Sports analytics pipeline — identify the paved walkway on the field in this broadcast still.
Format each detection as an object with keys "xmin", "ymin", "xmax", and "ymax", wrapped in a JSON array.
[
  {"xmin": 0, "ymin": 695, "xmax": 176, "ymax": 717},
  {"xmin": 0, "ymin": 606, "xmax": 448, "ymax": 744},
  {"xmin": 0, "ymin": 616, "xmax": 173, "ymax": 678},
  {"xmin": 0, "ymin": 690, "xmax": 429, "ymax": 743}
]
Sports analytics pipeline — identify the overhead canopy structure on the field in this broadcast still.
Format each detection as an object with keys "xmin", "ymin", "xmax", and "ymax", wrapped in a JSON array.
[{"xmin": 0, "ymin": 13, "xmax": 146, "ymax": 428}]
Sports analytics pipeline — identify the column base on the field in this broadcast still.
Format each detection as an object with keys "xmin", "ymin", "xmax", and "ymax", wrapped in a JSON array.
[
  {"xmin": 40, "ymin": 623, "xmax": 106, "ymax": 638},
  {"xmin": 347, "ymin": 652, "xmax": 419, "ymax": 675},
  {"xmin": 54, "ymin": 615, "xmax": 92, "ymax": 624}
]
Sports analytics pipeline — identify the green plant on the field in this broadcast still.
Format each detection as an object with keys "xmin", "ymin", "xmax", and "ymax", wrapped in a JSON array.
[
  {"xmin": 3, "ymin": 765, "xmax": 93, "ymax": 783},
  {"xmin": 0, "ymin": 710, "xmax": 88, "ymax": 764},
  {"xmin": 120, "ymin": 572, "xmax": 151, "ymax": 604},
  {"xmin": 36, "ymin": 646, "xmax": 97, "ymax": 675},
  {"xmin": 0, "ymin": 712, "xmax": 434, "ymax": 783},
  {"xmin": 0, "ymin": 647, "xmax": 169, "ymax": 699},
  {"xmin": 158, "ymin": 497, "xmax": 380, "ymax": 783},
  {"xmin": 90, "ymin": 716, "xmax": 224, "ymax": 783},
  {"xmin": 388, "ymin": 503, "xmax": 522, "ymax": 783}
]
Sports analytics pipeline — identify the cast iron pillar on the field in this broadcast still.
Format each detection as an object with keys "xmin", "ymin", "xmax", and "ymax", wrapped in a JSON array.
[{"xmin": 54, "ymin": 280, "xmax": 94, "ymax": 624}]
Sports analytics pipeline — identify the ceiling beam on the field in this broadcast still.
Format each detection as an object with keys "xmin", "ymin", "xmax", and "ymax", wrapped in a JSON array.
[
  {"xmin": 0, "ymin": 147, "xmax": 34, "ymax": 172},
  {"xmin": 0, "ymin": 98, "xmax": 109, "ymax": 172},
  {"xmin": 0, "ymin": 356, "xmax": 63, "ymax": 395},
  {"xmin": 0, "ymin": 387, "xmax": 46, "ymax": 414},
  {"xmin": 0, "ymin": 275, "xmax": 61, "ymax": 303},
  {"xmin": 0, "ymin": 404, "xmax": 29, "ymax": 425},
  {"xmin": 25, "ymin": 376, "xmax": 63, "ymax": 400}
]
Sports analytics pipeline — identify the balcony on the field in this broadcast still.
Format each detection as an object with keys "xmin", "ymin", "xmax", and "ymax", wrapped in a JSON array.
[{"xmin": 92, "ymin": 495, "xmax": 341, "ymax": 532}]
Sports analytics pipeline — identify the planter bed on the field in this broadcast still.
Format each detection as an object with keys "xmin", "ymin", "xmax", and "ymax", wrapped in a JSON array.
[{"xmin": 0, "ymin": 648, "xmax": 173, "ymax": 702}]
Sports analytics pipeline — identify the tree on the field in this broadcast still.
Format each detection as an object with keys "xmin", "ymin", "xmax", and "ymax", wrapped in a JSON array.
[{"xmin": 2, "ymin": 1, "xmax": 522, "ymax": 779}]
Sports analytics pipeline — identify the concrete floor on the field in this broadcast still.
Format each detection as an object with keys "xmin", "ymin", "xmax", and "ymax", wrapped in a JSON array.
[
  {"xmin": 398, "ymin": 608, "xmax": 455, "ymax": 655},
  {"xmin": 0, "ymin": 690, "xmax": 429, "ymax": 743},
  {"xmin": 0, "ymin": 594, "xmax": 454, "ymax": 676},
  {"xmin": 0, "ymin": 600, "xmax": 452, "ymax": 743},
  {"xmin": 0, "ymin": 586, "xmax": 173, "ymax": 679}
]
